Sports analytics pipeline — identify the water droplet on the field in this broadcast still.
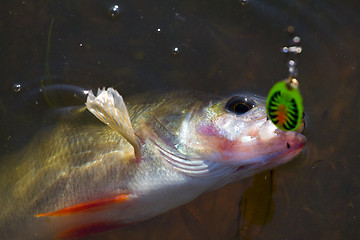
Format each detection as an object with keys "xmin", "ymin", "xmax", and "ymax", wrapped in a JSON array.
[
  {"xmin": 292, "ymin": 36, "xmax": 301, "ymax": 43},
  {"xmin": 287, "ymin": 60, "xmax": 298, "ymax": 76},
  {"xmin": 108, "ymin": 4, "xmax": 120, "ymax": 19},
  {"xmin": 171, "ymin": 47, "xmax": 179, "ymax": 55},
  {"xmin": 283, "ymin": 46, "xmax": 302, "ymax": 54},
  {"xmin": 174, "ymin": 12, "xmax": 186, "ymax": 21},
  {"xmin": 239, "ymin": 0, "xmax": 249, "ymax": 6},
  {"xmin": 12, "ymin": 84, "xmax": 21, "ymax": 92},
  {"xmin": 287, "ymin": 26, "xmax": 295, "ymax": 34}
]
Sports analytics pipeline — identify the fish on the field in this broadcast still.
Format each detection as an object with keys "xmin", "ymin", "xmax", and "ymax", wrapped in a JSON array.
[{"xmin": 0, "ymin": 88, "xmax": 306, "ymax": 239}]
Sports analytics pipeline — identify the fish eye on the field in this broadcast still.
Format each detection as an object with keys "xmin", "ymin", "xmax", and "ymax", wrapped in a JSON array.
[{"xmin": 225, "ymin": 96, "xmax": 256, "ymax": 115}]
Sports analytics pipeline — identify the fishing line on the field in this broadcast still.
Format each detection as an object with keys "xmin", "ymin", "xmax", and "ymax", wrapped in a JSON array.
[{"xmin": 41, "ymin": 17, "xmax": 55, "ymax": 107}]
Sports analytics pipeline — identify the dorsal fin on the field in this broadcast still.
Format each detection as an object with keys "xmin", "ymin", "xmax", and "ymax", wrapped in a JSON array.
[{"xmin": 85, "ymin": 87, "xmax": 141, "ymax": 159}]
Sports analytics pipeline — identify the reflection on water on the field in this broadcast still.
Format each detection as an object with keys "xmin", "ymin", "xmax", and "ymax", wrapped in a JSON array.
[{"xmin": 0, "ymin": 0, "xmax": 359, "ymax": 239}]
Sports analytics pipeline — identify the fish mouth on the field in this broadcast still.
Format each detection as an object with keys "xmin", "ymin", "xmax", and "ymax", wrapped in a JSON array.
[
  {"xmin": 234, "ymin": 131, "xmax": 306, "ymax": 174},
  {"xmin": 264, "ymin": 131, "xmax": 306, "ymax": 171},
  {"xmin": 277, "ymin": 131, "xmax": 306, "ymax": 161},
  {"xmin": 270, "ymin": 115, "xmax": 306, "ymax": 163},
  {"xmin": 225, "ymin": 117, "xmax": 307, "ymax": 169}
]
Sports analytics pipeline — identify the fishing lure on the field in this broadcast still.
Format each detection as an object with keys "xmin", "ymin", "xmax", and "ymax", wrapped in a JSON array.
[
  {"xmin": 267, "ymin": 26, "xmax": 304, "ymax": 131},
  {"xmin": 266, "ymin": 77, "xmax": 303, "ymax": 131}
]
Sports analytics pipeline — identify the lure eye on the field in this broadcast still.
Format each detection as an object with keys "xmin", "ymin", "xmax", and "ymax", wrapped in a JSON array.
[{"xmin": 226, "ymin": 97, "xmax": 256, "ymax": 115}]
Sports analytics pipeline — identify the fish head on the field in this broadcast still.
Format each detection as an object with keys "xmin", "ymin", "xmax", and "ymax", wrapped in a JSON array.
[{"xmin": 177, "ymin": 94, "xmax": 306, "ymax": 181}]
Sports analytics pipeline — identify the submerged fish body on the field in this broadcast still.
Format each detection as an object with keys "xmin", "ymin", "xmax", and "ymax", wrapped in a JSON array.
[{"xmin": 0, "ymin": 88, "xmax": 306, "ymax": 239}]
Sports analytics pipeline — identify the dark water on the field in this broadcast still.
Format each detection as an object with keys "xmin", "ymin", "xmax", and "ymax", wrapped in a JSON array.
[{"xmin": 0, "ymin": 0, "xmax": 359, "ymax": 239}]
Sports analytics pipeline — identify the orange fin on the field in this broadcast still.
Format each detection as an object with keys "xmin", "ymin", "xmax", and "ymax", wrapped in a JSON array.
[
  {"xmin": 35, "ymin": 193, "xmax": 129, "ymax": 217},
  {"xmin": 55, "ymin": 221, "xmax": 129, "ymax": 239}
]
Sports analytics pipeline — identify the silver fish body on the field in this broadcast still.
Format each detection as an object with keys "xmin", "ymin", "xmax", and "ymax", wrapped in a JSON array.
[{"xmin": 0, "ymin": 90, "xmax": 306, "ymax": 239}]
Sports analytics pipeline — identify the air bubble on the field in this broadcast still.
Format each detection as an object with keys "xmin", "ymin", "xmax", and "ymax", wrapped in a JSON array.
[
  {"xmin": 12, "ymin": 84, "xmax": 21, "ymax": 92},
  {"xmin": 172, "ymin": 47, "xmax": 179, "ymax": 55},
  {"xmin": 293, "ymin": 36, "xmax": 301, "ymax": 43},
  {"xmin": 288, "ymin": 60, "xmax": 295, "ymax": 66},
  {"xmin": 283, "ymin": 27, "xmax": 302, "ymax": 77},
  {"xmin": 287, "ymin": 26, "xmax": 295, "ymax": 34},
  {"xmin": 283, "ymin": 46, "xmax": 302, "ymax": 54},
  {"xmin": 288, "ymin": 60, "xmax": 298, "ymax": 76},
  {"xmin": 239, "ymin": 0, "xmax": 249, "ymax": 6},
  {"xmin": 108, "ymin": 4, "xmax": 120, "ymax": 19}
]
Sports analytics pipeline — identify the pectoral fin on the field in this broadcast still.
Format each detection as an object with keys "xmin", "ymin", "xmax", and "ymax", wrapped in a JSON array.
[
  {"xmin": 35, "ymin": 193, "xmax": 130, "ymax": 217},
  {"xmin": 85, "ymin": 87, "xmax": 141, "ymax": 159}
]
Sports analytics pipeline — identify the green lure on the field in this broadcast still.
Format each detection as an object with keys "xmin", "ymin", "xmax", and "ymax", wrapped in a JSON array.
[{"xmin": 266, "ymin": 78, "xmax": 303, "ymax": 131}]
